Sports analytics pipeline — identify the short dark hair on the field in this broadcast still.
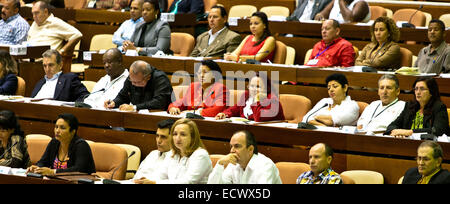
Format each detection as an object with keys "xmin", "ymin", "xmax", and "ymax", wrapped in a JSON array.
[
  {"xmin": 211, "ymin": 5, "xmax": 227, "ymax": 17},
  {"xmin": 201, "ymin": 60, "xmax": 222, "ymax": 74},
  {"xmin": 322, "ymin": 143, "xmax": 334, "ymax": 158},
  {"xmin": 105, "ymin": 48, "xmax": 123, "ymax": 63},
  {"xmin": 235, "ymin": 130, "xmax": 258, "ymax": 154},
  {"xmin": 0, "ymin": 110, "xmax": 24, "ymax": 137},
  {"xmin": 329, "ymin": 19, "xmax": 340, "ymax": 29},
  {"xmin": 144, "ymin": 0, "xmax": 161, "ymax": 18},
  {"xmin": 57, "ymin": 113, "xmax": 79, "ymax": 133},
  {"xmin": 326, "ymin": 73, "xmax": 349, "ymax": 95},
  {"xmin": 429, "ymin": 19, "xmax": 446, "ymax": 32},
  {"xmin": 157, "ymin": 119, "xmax": 175, "ymax": 130}
]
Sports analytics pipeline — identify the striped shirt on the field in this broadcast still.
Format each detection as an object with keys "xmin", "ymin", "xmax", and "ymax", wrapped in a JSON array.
[
  {"xmin": 0, "ymin": 14, "xmax": 30, "ymax": 45},
  {"xmin": 296, "ymin": 168, "xmax": 342, "ymax": 184}
]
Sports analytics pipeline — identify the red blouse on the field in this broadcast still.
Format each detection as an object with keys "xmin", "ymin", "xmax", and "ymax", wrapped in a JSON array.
[
  {"xmin": 239, "ymin": 35, "xmax": 275, "ymax": 63},
  {"xmin": 168, "ymin": 82, "xmax": 229, "ymax": 117},
  {"xmin": 222, "ymin": 91, "xmax": 285, "ymax": 122}
]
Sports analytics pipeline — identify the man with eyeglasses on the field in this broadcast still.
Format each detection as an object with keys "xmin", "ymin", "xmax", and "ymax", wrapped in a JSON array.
[
  {"xmin": 84, "ymin": 48, "xmax": 129, "ymax": 108},
  {"xmin": 104, "ymin": 60, "xmax": 172, "ymax": 112},
  {"xmin": 402, "ymin": 141, "xmax": 450, "ymax": 184}
]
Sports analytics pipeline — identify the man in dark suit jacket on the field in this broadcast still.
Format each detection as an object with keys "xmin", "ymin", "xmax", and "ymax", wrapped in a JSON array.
[
  {"xmin": 31, "ymin": 49, "xmax": 89, "ymax": 102},
  {"xmin": 190, "ymin": 5, "xmax": 241, "ymax": 58},
  {"xmin": 105, "ymin": 60, "xmax": 172, "ymax": 111},
  {"xmin": 286, "ymin": 0, "xmax": 332, "ymax": 21},
  {"xmin": 402, "ymin": 141, "xmax": 450, "ymax": 184}
]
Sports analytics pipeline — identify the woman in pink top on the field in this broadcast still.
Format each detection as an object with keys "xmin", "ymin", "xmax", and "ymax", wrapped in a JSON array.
[{"xmin": 224, "ymin": 12, "xmax": 275, "ymax": 63}]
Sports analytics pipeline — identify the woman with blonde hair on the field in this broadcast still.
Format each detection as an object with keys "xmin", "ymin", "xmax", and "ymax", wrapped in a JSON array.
[
  {"xmin": 355, "ymin": 16, "xmax": 401, "ymax": 70},
  {"xmin": 148, "ymin": 118, "xmax": 212, "ymax": 184}
]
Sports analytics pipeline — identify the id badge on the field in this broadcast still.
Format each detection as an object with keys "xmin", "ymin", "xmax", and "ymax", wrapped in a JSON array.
[{"xmin": 306, "ymin": 59, "xmax": 318, "ymax": 66}]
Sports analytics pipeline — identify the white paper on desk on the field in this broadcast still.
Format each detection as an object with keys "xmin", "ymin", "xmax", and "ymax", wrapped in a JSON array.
[
  {"xmin": 256, "ymin": 122, "xmax": 297, "ymax": 129},
  {"xmin": 268, "ymin": 16, "xmax": 286, "ymax": 22},
  {"xmin": 437, "ymin": 134, "xmax": 450, "ymax": 143},
  {"xmin": 228, "ymin": 17, "xmax": 240, "ymax": 26},
  {"xmin": 32, "ymin": 99, "xmax": 68, "ymax": 106},
  {"xmin": 440, "ymin": 73, "xmax": 450, "ymax": 78},
  {"xmin": 315, "ymin": 126, "xmax": 343, "ymax": 133},
  {"xmin": 9, "ymin": 45, "xmax": 27, "ymax": 55}
]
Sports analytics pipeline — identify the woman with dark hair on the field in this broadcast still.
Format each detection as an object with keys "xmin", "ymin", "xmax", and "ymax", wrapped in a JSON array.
[
  {"xmin": 27, "ymin": 113, "xmax": 96, "ymax": 176},
  {"xmin": 0, "ymin": 110, "xmax": 31, "ymax": 168},
  {"xmin": 215, "ymin": 72, "xmax": 285, "ymax": 122},
  {"xmin": 168, "ymin": 60, "xmax": 229, "ymax": 117},
  {"xmin": 302, "ymin": 73, "xmax": 359, "ymax": 126},
  {"xmin": 224, "ymin": 12, "xmax": 275, "ymax": 63},
  {"xmin": 355, "ymin": 16, "xmax": 401, "ymax": 70},
  {"xmin": 386, "ymin": 77, "xmax": 450, "ymax": 137},
  {"xmin": 0, "ymin": 50, "xmax": 18, "ymax": 95},
  {"xmin": 123, "ymin": 0, "xmax": 171, "ymax": 56}
]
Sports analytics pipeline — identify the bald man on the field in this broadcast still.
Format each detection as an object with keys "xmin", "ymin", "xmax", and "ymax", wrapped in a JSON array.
[
  {"xmin": 105, "ymin": 60, "xmax": 172, "ymax": 111},
  {"xmin": 84, "ymin": 48, "xmax": 129, "ymax": 108},
  {"xmin": 296, "ymin": 143, "xmax": 342, "ymax": 184}
]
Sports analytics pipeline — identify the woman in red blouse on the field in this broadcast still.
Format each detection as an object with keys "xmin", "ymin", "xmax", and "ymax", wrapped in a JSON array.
[
  {"xmin": 224, "ymin": 12, "xmax": 275, "ymax": 63},
  {"xmin": 168, "ymin": 60, "xmax": 228, "ymax": 117},
  {"xmin": 215, "ymin": 72, "xmax": 284, "ymax": 122}
]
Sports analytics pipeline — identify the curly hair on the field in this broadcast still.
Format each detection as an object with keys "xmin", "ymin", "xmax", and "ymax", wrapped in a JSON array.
[{"xmin": 370, "ymin": 16, "xmax": 400, "ymax": 43}]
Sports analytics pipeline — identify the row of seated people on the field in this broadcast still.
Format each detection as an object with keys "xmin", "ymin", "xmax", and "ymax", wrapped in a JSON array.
[
  {"xmin": 0, "ymin": 46, "xmax": 449, "ymax": 138},
  {"xmin": 1, "ymin": 110, "xmax": 449, "ymax": 184},
  {"xmin": 0, "ymin": 0, "xmax": 448, "ymax": 73}
]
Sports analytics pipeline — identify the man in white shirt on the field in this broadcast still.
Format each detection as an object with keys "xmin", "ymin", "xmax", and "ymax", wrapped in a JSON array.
[
  {"xmin": 27, "ymin": 1, "xmax": 82, "ymax": 56},
  {"xmin": 133, "ymin": 119, "xmax": 174, "ymax": 184},
  {"xmin": 208, "ymin": 130, "xmax": 282, "ymax": 184},
  {"xmin": 357, "ymin": 75, "xmax": 406, "ymax": 133},
  {"xmin": 286, "ymin": 0, "xmax": 331, "ymax": 22},
  {"xmin": 112, "ymin": 0, "xmax": 144, "ymax": 50},
  {"xmin": 84, "ymin": 48, "xmax": 129, "ymax": 108}
]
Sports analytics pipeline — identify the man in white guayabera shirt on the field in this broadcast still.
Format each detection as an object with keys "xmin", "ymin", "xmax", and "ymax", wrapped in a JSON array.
[
  {"xmin": 208, "ymin": 130, "xmax": 282, "ymax": 184},
  {"xmin": 357, "ymin": 75, "xmax": 406, "ymax": 133}
]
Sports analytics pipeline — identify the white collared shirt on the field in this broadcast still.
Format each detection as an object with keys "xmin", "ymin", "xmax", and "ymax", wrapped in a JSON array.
[
  {"xmin": 208, "ymin": 26, "xmax": 226, "ymax": 46},
  {"xmin": 208, "ymin": 153, "xmax": 282, "ymax": 184},
  {"xmin": 155, "ymin": 148, "xmax": 212, "ymax": 184},
  {"xmin": 357, "ymin": 99, "xmax": 406, "ymax": 132},
  {"xmin": 302, "ymin": 95, "xmax": 360, "ymax": 126},
  {"xmin": 329, "ymin": 0, "xmax": 371, "ymax": 23},
  {"xmin": 84, "ymin": 69, "xmax": 129, "ymax": 108},
  {"xmin": 299, "ymin": 0, "xmax": 315, "ymax": 21},
  {"xmin": 34, "ymin": 71, "xmax": 62, "ymax": 99},
  {"xmin": 132, "ymin": 150, "xmax": 168, "ymax": 181}
]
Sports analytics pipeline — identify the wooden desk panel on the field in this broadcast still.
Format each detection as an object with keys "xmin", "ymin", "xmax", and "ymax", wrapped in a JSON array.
[{"xmin": 0, "ymin": 174, "xmax": 72, "ymax": 184}]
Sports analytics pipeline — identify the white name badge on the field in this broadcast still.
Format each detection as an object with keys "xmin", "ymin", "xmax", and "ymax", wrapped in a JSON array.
[
  {"xmin": 161, "ymin": 13, "xmax": 175, "ymax": 22},
  {"xmin": 306, "ymin": 59, "xmax": 318, "ymax": 66}
]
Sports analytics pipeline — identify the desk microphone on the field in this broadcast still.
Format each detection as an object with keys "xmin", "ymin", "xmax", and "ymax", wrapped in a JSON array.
[
  {"xmin": 402, "ymin": 5, "xmax": 423, "ymax": 28},
  {"xmin": 75, "ymin": 88, "xmax": 106, "ymax": 108},
  {"xmin": 0, "ymin": 142, "xmax": 18, "ymax": 159},
  {"xmin": 297, "ymin": 103, "xmax": 328, "ymax": 130},
  {"xmin": 103, "ymin": 150, "xmax": 136, "ymax": 184}
]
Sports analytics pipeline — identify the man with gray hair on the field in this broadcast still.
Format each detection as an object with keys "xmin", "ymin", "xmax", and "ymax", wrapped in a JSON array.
[
  {"xmin": 31, "ymin": 49, "xmax": 89, "ymax": 102},
  {"xmin": 402, "ymin": 141, "xmax": 450, "ymax": 184},
  {"xmin": 105, "ymin": 60, "xmax": 172, "ymax": 111},
  {"xmin": 357, "ymin": 74, "xmax": 405, "ymax": 133}
]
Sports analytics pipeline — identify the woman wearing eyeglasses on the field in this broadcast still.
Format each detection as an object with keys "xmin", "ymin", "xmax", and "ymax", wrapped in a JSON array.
[{"xmin": 385, "ymin": 77, "xmax": 450, "ymax": 138}]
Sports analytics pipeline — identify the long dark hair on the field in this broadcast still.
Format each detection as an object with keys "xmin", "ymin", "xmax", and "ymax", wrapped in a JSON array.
[
  {"xmin": 251, "ymin": 12, "xmax": 271, "ymax": 47},
  {"xmin": 0, "ymin": 110, "xmax": 24, "ymax": 138},
  {"xmin": 409, "ymin": 77, "xmax": 441, "ymax": 116}
]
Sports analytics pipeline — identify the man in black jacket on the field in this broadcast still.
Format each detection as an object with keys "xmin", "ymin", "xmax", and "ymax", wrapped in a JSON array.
[
  {"xmin": 402, "ymin": 141, "xmax": 450, "ymax": 184},
  {"xmin": 105, "ymin": 60, "xmax": 172, "ymax": 111},
  {"xmin": 286, "ymin": 0, "xmax": 331, "ymax": 21}
]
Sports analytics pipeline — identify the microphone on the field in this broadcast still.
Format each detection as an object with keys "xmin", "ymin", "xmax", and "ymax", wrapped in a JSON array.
[
  {"xmin": 0, "ymin": 142, "xmax": 18, "ymax": 159},
  {"xmin": 298, "ymin": 103, "xmax": 328, "ymax": 130},
  {"xmin": 103, "ymin": 151, "xmax": 136, "ymax": 184},
  {"xmin": 75, "ymin": 88, "xmax": 106, "ymax": 108},
  {"xmin": 402, "ymin": 5, "xmax": 423, "ymax": 28}
]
